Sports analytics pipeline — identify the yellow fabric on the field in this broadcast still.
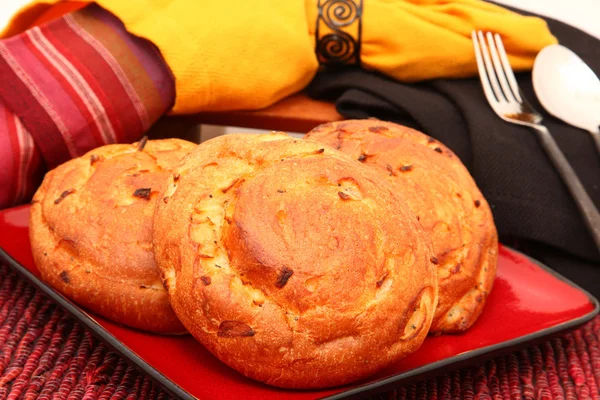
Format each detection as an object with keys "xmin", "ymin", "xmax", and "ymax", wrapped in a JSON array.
[
  {"xmin": 1, "ymin": 0, "xmax": 556, "ymax": 114},
  {"xmin": 313, "ymin": 0, "xmax": 557, "ymax": 81}
]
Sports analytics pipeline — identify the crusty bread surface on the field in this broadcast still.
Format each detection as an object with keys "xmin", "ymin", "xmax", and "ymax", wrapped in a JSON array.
[
  {"xmin": 306, "ymin": 120, "xmax": 498, "ymax": 334},
  {"xmin": 29, "ymin": 138, "xmax": 195, "ymax": 333},
  {"xmin": 153, "ymin": 133, "xmax": 438, "ymax": 388}
]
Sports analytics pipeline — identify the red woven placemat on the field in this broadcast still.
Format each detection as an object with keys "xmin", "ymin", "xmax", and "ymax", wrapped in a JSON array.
[{"xmin": 1, "ymin": 264, "xmax": 598, "ymax": 400}]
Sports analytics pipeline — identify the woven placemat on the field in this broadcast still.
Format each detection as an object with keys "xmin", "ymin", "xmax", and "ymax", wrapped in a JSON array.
[{"xmin": 1, "ymin": 264, "xmax": 598, "ymax": 400}]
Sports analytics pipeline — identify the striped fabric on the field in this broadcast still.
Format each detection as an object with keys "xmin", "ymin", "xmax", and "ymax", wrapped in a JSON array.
[{"xmin": 0, "ymin": 4, "xmax": 175, "ymax": 209}]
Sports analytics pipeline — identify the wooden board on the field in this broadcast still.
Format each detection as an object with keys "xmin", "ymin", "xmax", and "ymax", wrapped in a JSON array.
[{"xmin": 191, "ymin": 93, "xmax": 343, "ymax": 133}]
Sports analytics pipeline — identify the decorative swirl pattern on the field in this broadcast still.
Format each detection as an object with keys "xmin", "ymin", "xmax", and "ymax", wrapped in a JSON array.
[
  {"xmin": 316, "ymin": 0, "xmax": 362, "ymax": 66},
  {"xmin": 316, "ymin": 32, "xmax": 356, "ymax": 64},
  {"xmin": 321, "ymin": 0, "xmax": 359, "ymax": 28}
]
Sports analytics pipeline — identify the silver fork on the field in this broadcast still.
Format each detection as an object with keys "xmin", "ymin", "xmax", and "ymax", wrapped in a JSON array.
[{"xmin": 472, "ymin": 31, "xmax": 600, "ymax": 251}]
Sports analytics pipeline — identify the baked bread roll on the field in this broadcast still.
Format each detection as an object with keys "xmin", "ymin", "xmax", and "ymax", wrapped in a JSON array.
[
  {"xmin": 153, "ymin": 133, "xmax": 438, "ymax": 388},
  {"xmin": 30, "ymin": 138, "xmax": 195, "ymax": 333},
  {"xmin": 306, "ymin": 120, "xmax": 498, "ymax": 334}
]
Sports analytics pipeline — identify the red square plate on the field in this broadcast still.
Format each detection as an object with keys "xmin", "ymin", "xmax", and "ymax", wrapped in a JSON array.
[{"xmin": 0, "ymin": 205, "xmax": 597, "ymax": 399}]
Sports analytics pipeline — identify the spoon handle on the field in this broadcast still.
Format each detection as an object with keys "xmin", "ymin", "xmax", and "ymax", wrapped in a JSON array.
[
  {"xmin": 533, "ymin": 125, "xmax": 600, "ymax": 252},
  {"xmin": 589, "ymin": 130, "xmax": 600, "ymax": 155}
]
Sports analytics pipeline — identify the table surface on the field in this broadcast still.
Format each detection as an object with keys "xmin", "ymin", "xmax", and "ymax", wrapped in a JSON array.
[
  {"xmin": 1, "ymin": 2, "xmax": 600, "ymax": 400},
  {"xmin": 1, "ymin": 262, "xmax": 599, "ymax": 399}
]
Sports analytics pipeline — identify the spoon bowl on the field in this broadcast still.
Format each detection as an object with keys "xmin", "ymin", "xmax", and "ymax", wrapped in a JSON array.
[{"xmin": 533, "ymin": 44, "xmax": 600, "ymax": 151}]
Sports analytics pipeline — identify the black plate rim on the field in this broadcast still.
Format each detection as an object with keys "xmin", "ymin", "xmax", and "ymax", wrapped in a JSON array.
[{"xmin": 1, "ymin": 246, "xmax": 598, "ymax": 400}]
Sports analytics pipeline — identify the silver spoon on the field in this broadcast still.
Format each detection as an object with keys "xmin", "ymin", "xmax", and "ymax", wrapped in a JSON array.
[{"xmin": 533, "ymin": 44, "xmax": 600, "ymax": 153}]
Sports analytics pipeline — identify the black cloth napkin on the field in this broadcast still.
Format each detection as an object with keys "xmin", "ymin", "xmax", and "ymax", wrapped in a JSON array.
[{"xmin": 307, "ymin": 10, "xmax": 600, "ymax": 297}]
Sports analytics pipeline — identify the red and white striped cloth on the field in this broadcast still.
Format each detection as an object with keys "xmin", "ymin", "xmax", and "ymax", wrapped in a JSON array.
[{"xmin": 0, "ymin": 4, "xmax": 175, "ymax": 209}]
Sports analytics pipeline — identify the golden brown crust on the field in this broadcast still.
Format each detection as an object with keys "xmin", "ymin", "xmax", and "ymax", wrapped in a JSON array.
[
  {"xmin": 153, "ymin": 133, "xmax": 438, "ymax": 388},
  {"xmin": 306, "ymin": 120, "xmax": 498, "ymax": 334},
  {"xmin": 29, "ymin": 139, "xmax": 196, "ymax": 333}
]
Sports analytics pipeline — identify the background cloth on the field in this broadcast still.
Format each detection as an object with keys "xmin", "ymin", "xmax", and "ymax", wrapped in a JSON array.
[{"xmin": 2, "ymin": 0, "xmax": 555, "ymax": 113}]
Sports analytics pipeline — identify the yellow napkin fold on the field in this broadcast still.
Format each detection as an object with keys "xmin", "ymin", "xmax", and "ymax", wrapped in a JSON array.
[
  {"xmin": 307, "ymin": 0, "xmax": 557, "ymax": 81},
  {"xmin": 2, "ymin": 0, "xmax": 557, "ymax": 114}
]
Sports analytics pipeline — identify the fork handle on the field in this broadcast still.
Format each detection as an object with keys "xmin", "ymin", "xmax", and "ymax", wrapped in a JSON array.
[{"xmin": 534, "ymin": 125, "xmax": 600, "ymax": 251}]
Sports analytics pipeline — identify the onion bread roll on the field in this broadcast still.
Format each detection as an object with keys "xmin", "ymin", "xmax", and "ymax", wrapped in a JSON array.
[
  {"xmin": 306, "ymin": 120, "xmax": 498, "ymax": 334},
  {"xmin": 30, "ymin": 138, "xmax": 195, "ymax": 333},
  {"xmin": 153, "ymin": 133, "xmax": 438, "ymax": 388}
]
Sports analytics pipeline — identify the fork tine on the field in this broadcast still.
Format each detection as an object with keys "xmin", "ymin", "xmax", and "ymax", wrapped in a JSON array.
[
  {"xmin": 472, "ymin": 31, "xmax": 500, "ymax": 106},
  {"xmin": 493, "ymin": 33, "xmax": 522, "ymax": 103},
  {"xmin": 475, "ymin": 31, "xmax": 505, "ymax": 103},
  {"xmin": 486, "ymin": 32, "xmax": 517, "ymax": 103}
]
